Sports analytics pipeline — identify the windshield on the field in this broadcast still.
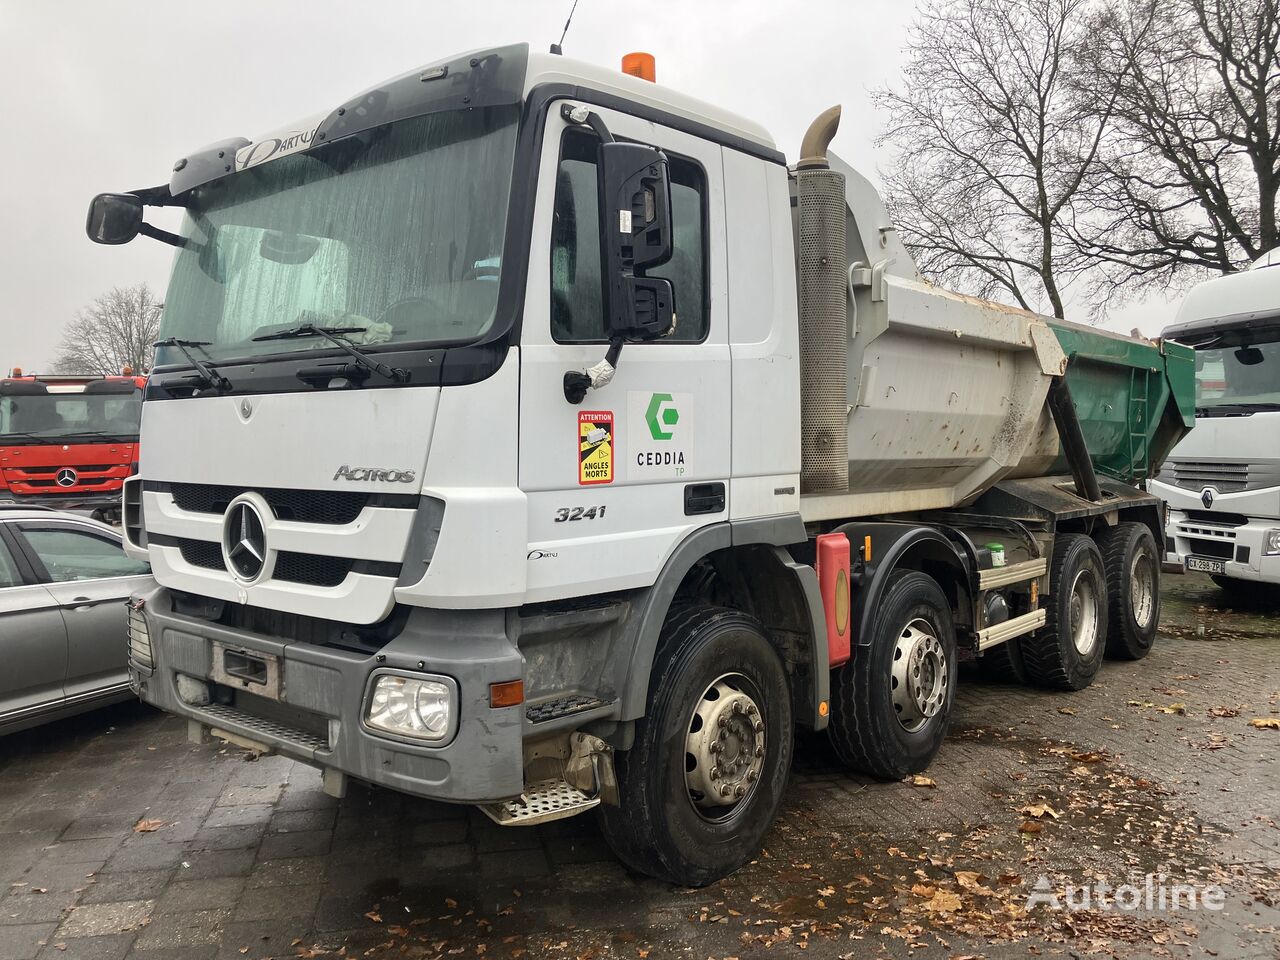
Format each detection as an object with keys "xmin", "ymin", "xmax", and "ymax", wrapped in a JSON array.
[
  {"xmin": 0, "ymin": 389, "xmax": 142, "ymax": 442},
  {"xmin": 157, "ymin": 106, "xmax": 519, "ymax": 366},
  {"xmin": 1195, "ymin": 332, "xmax": 1280, "ymax": 413}
]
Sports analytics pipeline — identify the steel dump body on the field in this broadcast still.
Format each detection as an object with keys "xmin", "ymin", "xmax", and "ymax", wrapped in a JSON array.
[{"xmin": 798, "ymin": 159, "xmax": 1195, "ymax": 521}]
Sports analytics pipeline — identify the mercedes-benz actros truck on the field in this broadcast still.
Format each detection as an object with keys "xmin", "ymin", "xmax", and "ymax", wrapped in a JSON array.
[{"xmin": 88, "ymin": 44, "xmax": 1194, "ymax": 886}]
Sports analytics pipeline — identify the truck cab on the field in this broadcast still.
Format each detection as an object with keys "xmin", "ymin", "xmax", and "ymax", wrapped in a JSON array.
[
  {"xmin": 0, "ymin": 373, "xmax": 144, "ymax": 520},
  {"xmin": 1152, "ymin": 257, "xmax": 1280, "ymax": 591},
  {"xmin": 90, "ymin": 43, "xmax": 1192, "ymax": 887}
]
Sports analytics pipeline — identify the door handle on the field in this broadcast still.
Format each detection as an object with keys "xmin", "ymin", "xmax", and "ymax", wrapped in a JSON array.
[
  {"xmin": 684, "ymin": 482, "xmax": 726, "ymax": 516},
  {"xmin": 69, "ymin": 597, "xmax": 106, "ymax": 610}
]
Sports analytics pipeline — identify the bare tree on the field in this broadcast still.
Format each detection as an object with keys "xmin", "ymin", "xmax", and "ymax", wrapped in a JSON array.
[
  {"xmin": 53, "ymin": 283, "xmax": 161, "ymax": 375},
  {"xmin": 1072, "ymin": 0, "xmax": 1280, "ymax": 295},
  {"xmin": 875, "ymin": 0, "xmax": 1112, "ymax": 318}
]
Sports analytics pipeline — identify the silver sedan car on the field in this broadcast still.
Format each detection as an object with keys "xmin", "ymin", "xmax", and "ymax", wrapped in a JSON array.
[{"xmin": 0, "ymin": 506, "xmax": 153, "ymax": 734}]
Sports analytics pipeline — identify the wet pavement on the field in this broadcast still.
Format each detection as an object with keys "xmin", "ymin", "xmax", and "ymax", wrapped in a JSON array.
[{"xmin": 1, "ymin": 572, "xmax": 1277, "ymax": 960}]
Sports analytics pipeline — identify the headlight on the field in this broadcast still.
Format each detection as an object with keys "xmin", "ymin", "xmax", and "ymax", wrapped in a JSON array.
[
  {"xmin": 364, "ymin": 674, "xmax": 453, "ymax": 741},
  {"xmin": 127, "ymin": 600, "xmax": 152, "ymax": 669},
  {"xmin": 1264, "ymin": 529, "xmax": 1280, "ymax": 556}
]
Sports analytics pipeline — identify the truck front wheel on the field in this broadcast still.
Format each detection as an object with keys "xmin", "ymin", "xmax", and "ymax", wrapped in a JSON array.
[
  {"xmin": 1097, "ymin": 522, "xmax": 1160, "ymax": 660},
  {"xmin": 598, "ymin": 606, "xmax": 794, "ymax": 887},
  {"xmin": 828, "ymin": 570, "xmax": 957, "ymax": 780},
  {"xmin": 1022, "ymin": 534, "xmax": 1108, "ymax": 690}
]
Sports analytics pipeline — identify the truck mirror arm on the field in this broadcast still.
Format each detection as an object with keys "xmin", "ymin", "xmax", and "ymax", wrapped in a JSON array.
[{"xmin": 563, "ymin": 337, "xmax": 623, "ymax": 404}]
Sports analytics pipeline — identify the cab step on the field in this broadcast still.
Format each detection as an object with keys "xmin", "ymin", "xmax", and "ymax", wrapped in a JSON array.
[
  {"xmin": 479, "ymin": 778, "xmax": 601, "ymax": 827},
  {"xmin": 525, "ymin": 694, "xmax": 610, "ymax": 724}
]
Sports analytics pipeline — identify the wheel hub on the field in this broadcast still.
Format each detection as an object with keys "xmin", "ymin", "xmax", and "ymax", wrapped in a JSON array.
[
  {"xmin": 890, "ymin": 619, "xmax": 949, "ymax": 732},
  {"xmin": 685, "ymin": 676, "xmax": 765, "ymax": 814}
]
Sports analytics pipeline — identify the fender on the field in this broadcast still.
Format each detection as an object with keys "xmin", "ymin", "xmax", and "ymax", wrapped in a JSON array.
[
  {"xmin": 832, "ymin": 521, "xmax": 973, "ymax": 648},
  {"xmin": 617, "ymin": 515, "xmax": 829, "ymax": 730}
]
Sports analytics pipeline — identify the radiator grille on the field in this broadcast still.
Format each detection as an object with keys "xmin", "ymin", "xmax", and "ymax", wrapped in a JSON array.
[
  {"xmin": 179, "ymin": 539, "xmax": 224, "ymax": 570},
  {"xmin": 170, "ymin": 483, "xmax": 370, "ymax": 524},
  {"xmin": 1170, "ymin": 460, "xmax": 1249, "ymax": 493},
  {"xmin": 274, "ymin": 552, "xmax": 353, "ymax": 588}
]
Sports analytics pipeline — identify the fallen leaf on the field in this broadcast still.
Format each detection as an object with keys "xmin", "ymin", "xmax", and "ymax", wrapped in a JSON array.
[
  {"xmin": 910, "ymin": 883, "xmax": 936, "ymax": 898},
  {"xmin": 133, "ymin": 819, "xmax": 166, "ymax": 833},
  {"xmin": 923, "ymin": 890, "xmax": 962, "ymax": 913},
  {"xmin": 1249, "ymin": 718, "xmax": 1280, "ymax": 730},
  {"xmin": 1156, "ymin": 703, "xmax": 1187, "ymax": 715},
  {"xmin": 1018, "ymin": 820, "xmax": 1043, "ymax": 834},
  {"xmin": 909, "ymin": 775, "xmax": 937, "ymax": 788},
  {"xmin": 1019, "ymin": 803, "xmax": 1061, "ymax": 820},
  {"xmin": 363, "ymin": 911, "xmax": 382, "ymax": 923},
  {"xmin": 1208, "ymin": 706, "xmax": 1240, "ymax": 718},
  {"xmin": 1057, "ymin": 707, "xmax": 1076, "ymax": 716}
]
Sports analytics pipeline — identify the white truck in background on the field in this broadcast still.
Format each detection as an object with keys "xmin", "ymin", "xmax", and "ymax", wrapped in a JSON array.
[
  {"xmin": 1153, "ymin": 253, "xmax": 1280, "ymax": 593},
  {"xmin": 87, "ymin": 44, "xmax": 1193, "ymax": 886}
]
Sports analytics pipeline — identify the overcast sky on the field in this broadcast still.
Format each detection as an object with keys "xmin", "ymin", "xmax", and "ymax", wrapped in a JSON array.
[{"xmin": 0, "ymin": 0, "xmax": 1171, "ymax": 371}]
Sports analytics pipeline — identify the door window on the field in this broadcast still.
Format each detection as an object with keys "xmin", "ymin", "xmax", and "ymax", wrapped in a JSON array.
[
  {"xmin": 0, "ymin": 536, "xmax": 20, "ymax": 588},
  {"xmin": 17, "ymin": 525, "xmax": 150, "ymax": 582},
  {"xmin": 551, "ymin": 130, "xmax": 708, "ymax": 343}
]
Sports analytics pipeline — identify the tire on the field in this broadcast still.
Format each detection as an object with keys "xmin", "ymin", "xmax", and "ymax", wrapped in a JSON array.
[
  {"xmin": 1097, "ymin": 523, "xmax": 1160, "ymax": 660},
  {"xmin": 827, "ymin": 570, "xmax": 957, "ymax": 780},
  {"xmin": 1022, "ymin": 534, "xmax": 1108, "ymax": 690},
  {"xmin": 597, "ymin": 606, "xmax": 794, "ymax": 887},
  {"xmin": 969, "ymin": 637, "xmax": 1028, "ymax": 684}
]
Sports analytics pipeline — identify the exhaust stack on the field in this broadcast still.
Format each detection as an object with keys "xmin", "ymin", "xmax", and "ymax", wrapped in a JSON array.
[{"xmin": 795, "ymin": 106, "xmax": 849, "ymax": 494}]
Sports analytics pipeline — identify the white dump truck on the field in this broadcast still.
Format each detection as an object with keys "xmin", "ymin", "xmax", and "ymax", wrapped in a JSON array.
[
  {"xmin": 1153, "ymin": 254, "xmax": 1280, "ymax": 591},
  {"xmin": 88, "ymin": 45, "xmax": 1194, "ymax": 886}
]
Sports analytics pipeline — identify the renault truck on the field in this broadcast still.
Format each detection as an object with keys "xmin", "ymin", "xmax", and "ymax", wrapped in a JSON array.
[
  {"xmin": 87, "ymin": 44, "xmax": 1194, "ymax": 886},
  {"xmin": 1153, "ymin": 254, "xmax": 1280, "ymax": 593}
]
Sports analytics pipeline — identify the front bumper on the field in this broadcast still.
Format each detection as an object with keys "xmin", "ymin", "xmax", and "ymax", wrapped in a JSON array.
[
  {"xmin": 128, "ymin": 585, "xmax": 525, "ymax": 803},
  {"xmin": 1, "ymin": 489, "xmax": 123, "ymax": 510},
  {"xmin": 1166, "ymin": 510, "xmax": 1280, "ymax": 584}
]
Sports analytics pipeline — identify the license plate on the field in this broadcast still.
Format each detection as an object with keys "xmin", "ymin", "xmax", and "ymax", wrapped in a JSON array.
[{"xmin": 1186, "ymin": 556, "xmax": 1226, "ymax": 574}]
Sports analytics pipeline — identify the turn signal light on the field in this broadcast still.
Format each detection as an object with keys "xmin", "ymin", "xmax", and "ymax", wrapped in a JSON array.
[
  {"xmin": 489, "ymin": 679, "xmax": 525, "ymax": 708},
  {"xmin": 622, "ymin": 52, "xmax": 656, "ymax": 83}
]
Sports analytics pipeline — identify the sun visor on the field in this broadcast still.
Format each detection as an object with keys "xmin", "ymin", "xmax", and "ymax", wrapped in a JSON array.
[
  {"xmin": 168, "ymin": 43, "xmax": 528, "ymax": 197},
  {"xmin": 0, "ymin": 380, "xmax": 49, "ymax": 395},
  {"xmin": 83, "ymin": 379, "xmax": 143, "ymax": 395}
]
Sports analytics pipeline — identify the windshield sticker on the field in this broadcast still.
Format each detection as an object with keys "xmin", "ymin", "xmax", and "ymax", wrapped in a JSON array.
[
  {"xmin": 629, "ymin": 392, "xmax": 691, "ymax": 479},
  {"xmin": 579, "ymin": 411, "xmax": 614, "ymax": 485},
  {"xmin": 235, "ymin": 112, "xmax": 328, "ymax": 172}
]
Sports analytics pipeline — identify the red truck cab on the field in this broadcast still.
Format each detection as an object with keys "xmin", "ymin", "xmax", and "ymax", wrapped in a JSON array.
[{"xmin": 0, "ymin": 372, "xmax": 145, "ymax": 520}]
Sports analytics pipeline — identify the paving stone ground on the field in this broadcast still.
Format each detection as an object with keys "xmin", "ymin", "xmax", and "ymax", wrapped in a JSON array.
[{"xmin": 1, "ymin": 572, "xmax": 1276, "ymax": 959}]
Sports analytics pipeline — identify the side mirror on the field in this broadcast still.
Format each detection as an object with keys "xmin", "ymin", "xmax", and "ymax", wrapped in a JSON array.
[
  {"xmin": 86, "ymin": 193, "xmax": 144, "ymax": 245},
  {"xmin": 598, "ymin": 142, "xmax": 676, "ymax": 340}
]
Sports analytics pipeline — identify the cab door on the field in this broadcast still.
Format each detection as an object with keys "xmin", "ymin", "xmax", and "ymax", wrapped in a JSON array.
[
  {"xmin": 518, "ymin": 102, "xmax": 729, "ymax": 604},
  {"xmin": 0, "ymin": 523, "xmax": 68, "ymax": 731}
]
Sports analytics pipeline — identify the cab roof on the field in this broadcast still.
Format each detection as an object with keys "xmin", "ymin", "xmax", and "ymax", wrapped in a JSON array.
[{"xmin": 164, "ymin": 43, "xmax": 781, "ymax": 198}]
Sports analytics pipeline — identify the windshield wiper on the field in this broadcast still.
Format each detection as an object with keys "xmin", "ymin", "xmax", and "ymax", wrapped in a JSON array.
[
  {"xmin": 251, "ymin": 324, "xmax": 409, "ymax": 383},
  {"xmin": 1196, "ymin": 401, "xmax": 1280, "ymax": 416},
  {"xmin": 154, "ymin": 337, "xmax": 232, "ymax": 392}
]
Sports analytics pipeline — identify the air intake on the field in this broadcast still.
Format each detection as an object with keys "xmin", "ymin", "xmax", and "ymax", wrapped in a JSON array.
[{"xmin": 796, "ymin": 106, "xmax": 849, "ymax": 493}]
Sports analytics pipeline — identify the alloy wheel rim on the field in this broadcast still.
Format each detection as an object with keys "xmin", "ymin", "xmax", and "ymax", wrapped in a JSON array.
[
  {"xmin": 1130, "ymin": 549, "xmax": 1155, "ymax": 629},
  {"xmin": 1070, "ymin": 568, "xmax": 1100, "ymax": 655}
]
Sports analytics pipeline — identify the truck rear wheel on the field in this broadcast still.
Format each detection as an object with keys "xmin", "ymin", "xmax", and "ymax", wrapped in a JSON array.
[
  {"xmin": 1097, "ymin": 522, "xmax": 1160, "ymax": 660},
  {"xmin": 1022, "ymin": 534, "xmax": 1107, "ymax": 690},
  {"xmin": 827, "ymin": 570, "xmax": 956, "ymax": 780},
  {"xmin": 597, "ymin": 606, "xmax": 793, "ymax": 887}
]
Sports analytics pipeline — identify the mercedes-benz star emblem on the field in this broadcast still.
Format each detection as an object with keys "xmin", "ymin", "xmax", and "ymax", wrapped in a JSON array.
[
  {"xmin": 1201, "ymin": 487, "xmax": 1215, "ymax": 509},
  {"xmin": 55, "ymin": 468, "xmax": 78, "ymax": 487},
  {"xmin": 224, "ymin": 501, "xmax": 267, "ymax": 581}
]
